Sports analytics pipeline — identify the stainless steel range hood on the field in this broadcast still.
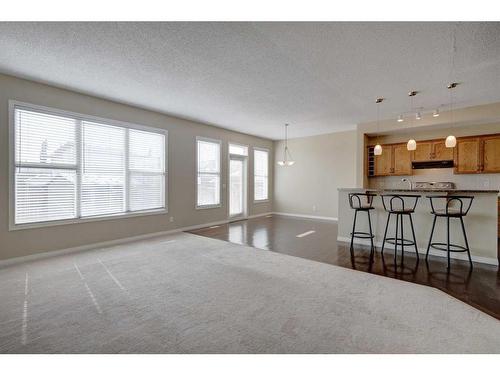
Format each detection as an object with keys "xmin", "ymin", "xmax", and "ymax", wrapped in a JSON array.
[{"xmin": 412, "ymin": 160, "xmax": 454, "ymax": 169}]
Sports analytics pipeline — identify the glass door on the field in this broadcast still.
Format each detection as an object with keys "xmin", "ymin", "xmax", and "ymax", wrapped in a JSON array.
[{"xmin": 229, "ymin": 156, "xmax": 246, "ymax": 219}]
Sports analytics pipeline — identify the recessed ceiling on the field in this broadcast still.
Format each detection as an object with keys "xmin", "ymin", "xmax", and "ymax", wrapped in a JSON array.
[{"xmin": 1, "ymin": 22, "xmax": 500, "ymax": 140}]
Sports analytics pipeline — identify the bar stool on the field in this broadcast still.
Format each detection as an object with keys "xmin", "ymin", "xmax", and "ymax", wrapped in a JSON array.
[
  {"xmin": 425, "ymin": 195, "xmax": 474, "ymax": 269},
  {"xmin": 348, "ymin": 193, "xmax": 377, "ymax": 259},
  {"xmin": 380, "ymin": 194, "xmax": 420, "ymax": 264}
]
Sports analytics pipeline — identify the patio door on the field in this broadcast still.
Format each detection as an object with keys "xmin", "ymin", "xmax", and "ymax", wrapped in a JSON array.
[{"xmin": 229, "ymin": 155, "xmax": 247, "ymax": 220}]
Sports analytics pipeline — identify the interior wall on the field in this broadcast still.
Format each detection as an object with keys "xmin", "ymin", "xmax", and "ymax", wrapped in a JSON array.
[
  {"xmin": 273, "ymin": 130, "xmax": 357, "ymax": 219},
  {"xmin": 0, "ymin": 74, "xmax": 273, "ymax": 261}
]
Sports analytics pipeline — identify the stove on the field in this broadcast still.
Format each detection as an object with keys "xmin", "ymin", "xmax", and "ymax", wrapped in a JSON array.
[{"xmin": 413, "ymin": 181, "xmax": 455, "ymax": 190}]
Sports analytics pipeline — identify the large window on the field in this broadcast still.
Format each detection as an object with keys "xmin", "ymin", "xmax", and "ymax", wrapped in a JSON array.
[
  {"xmin": 254, "ymin": 148, "xmax": 269, "ymax": 201},
  {"xmin": 11, "ymin": 103, "xmax": 167, "ymax": 227},
  {"xmin": 196, "ymin": 137, "xmax": 221, "ymax": 208}
]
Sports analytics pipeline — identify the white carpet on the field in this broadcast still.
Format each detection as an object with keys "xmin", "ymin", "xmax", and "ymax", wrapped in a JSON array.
[{"xmin": 0, "ymin": 232, "xmax": 499, "ymax": 353}]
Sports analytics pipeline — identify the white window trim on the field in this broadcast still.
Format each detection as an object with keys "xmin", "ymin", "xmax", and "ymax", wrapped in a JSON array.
[
  {"xmin": 195, "ymin": 136, "xmax": 222, "ymax": 210},
  {"xmin": 253, "ymin": 146, "xmax": 270, "ymax": 203},
  {"xmin": 8, "ymin": 100, "xmax": 169, "ymax": 231}
]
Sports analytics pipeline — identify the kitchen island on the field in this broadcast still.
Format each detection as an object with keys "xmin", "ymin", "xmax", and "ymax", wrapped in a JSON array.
[{"xmin": 337, "ymin": 188, "xmax": 499, "ymax": 265}]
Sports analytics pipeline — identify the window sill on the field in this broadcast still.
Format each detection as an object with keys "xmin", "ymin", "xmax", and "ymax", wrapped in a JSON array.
[
  {"xmin": 196, "ymin": 204, "xmax": 222, "ymax": 210},
  {"xmin": 9, "ymin": 208, "xmax": 168, "ymax": 231},
  {"xmin": 254, "ymin": 199, "xmax": 270, "ymax": 203}
]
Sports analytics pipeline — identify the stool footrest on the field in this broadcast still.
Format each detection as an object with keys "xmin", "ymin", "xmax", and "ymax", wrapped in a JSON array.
[
  {"xmin": 350, "ymin": 231, "xmax": 375, "ymax": 239},
  {"xmin": 429, "ymin": 242, "xmax": 468, "ymax": 253},
  {"xmin": 385, "ymin": 237, "xmax": 415, "ymax": 246}
]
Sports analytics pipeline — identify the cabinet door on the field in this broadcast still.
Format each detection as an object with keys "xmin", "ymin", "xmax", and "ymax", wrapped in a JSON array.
[
  {"xmin": 482, "ymin": 135, "xmax": 500, "ymax": 173},
  {"xmin": 393, "ymin": 144, "xmax": 412, "ymax": 175},
  {"xmin": 374, "ymin": 146, "xmax": 393, "ymax": 176},
  {"xmin": 433, "ymin": 141, "xmax": 454, "ymax": 160},
  {"xmin": 455, "ymin": 138, "xmax": 481, "ymax": 174},
  {"xmin": 412, "ymin": 142, "xmax": 433, "ymax": 161}
]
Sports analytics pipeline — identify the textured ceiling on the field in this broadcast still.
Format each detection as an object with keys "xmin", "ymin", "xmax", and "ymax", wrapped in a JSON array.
[{"xmin": 1, "ymin": 22, "xmax": 500, "ymax": 140}]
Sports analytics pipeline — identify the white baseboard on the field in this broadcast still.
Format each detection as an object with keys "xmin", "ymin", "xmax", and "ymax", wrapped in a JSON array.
[
  {"xmin": 0, "ymin": 219, "xmax": 231, "ymax": 268},
  {"xmin": 247, "ymin": 212, "xmax": 273, "ymax": 219},
  {"xmin": 272, "ymin": 212, "xmax": 338, "ymax": 222},
  {"xmin": 337, "ymin": 236, "xmax": 499, "ymax": 266}
]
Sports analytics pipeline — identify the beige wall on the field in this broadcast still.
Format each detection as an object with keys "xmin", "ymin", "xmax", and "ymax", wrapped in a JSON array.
[
  {"xmin": 0, "ymin": 74, "xmax": 273, "ymax": 261},
  {"xmin": 273, "ymin": 131, "xmax": 357, "ymax": 219}
]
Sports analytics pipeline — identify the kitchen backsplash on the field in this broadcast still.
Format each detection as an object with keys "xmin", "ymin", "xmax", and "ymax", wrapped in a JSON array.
[{"xmin": 368, "ymin": 168, "xmax": 500, "ymax": 191}]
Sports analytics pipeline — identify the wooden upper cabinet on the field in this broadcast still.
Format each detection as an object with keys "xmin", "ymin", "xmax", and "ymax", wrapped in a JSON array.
[
  {"xmin": 412, "ymin": 140, "xmax": 454, "ymax": 161},
  {"xmin": 455, "ymin": 137, "xmax": 481, "ymax": 174},
  {"xmin": 413, "ymin": 142, "xmax": 433, "ymax": 161},
  {"xmin": 483, "ymin": 135, "xmax": 500, "ymax": 173},
  {"xmin": 372, "ymin": 144, "xmax": 412, "ymax": 176},
  {"xmin": 374, "ymin": 145, "xmax": 393, "ymax": 176},
  {"xmin": 392, "ymin": 144, "xmax": 412, "ymax": 175},
  {"xmin": 433, "ymin": 141, "xmax": 454, "ymax": 161}
]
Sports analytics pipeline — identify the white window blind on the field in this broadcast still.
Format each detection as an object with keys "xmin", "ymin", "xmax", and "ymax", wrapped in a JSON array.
[
  {"xmin": 254, "ymin": 149, "xmax": 269, "ymax": 201},
  {"xmin": 13, "ymin": 104, "xmax": 167, "ymax": 227},
  {"xmin": 197, "ymin": 138, "xmax": 221, "ymax": 207},
  {"xmin": 129, "ymin": 129, "xmax": 165, "ymax": 211},
  {"xmin": 15, "ymin": 109, "xmax": 77, "ymax": 224},
  {"xmin": 81, "ymin": 121, "xmax": 126, "ymax": 217}
]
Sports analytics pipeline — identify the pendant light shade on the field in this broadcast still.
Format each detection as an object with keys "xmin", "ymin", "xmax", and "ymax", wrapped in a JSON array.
[
  {"xmin": 445, "ymin": 135, "xmax": 457, "ymax": 148},
  {"xmin": 374, "ymin": 98, "xmax": 384, "ymax": 156},
  {"xmin": 407, "ymin": 139, "xmax": 417, "ymax": 151},
  {"xmin": 277, "ymin": 124, "xmax": 295, "ymax": 167},
  {"xmin": 397, "ymin": 114, "xmax": 404, "ymax": 122}
]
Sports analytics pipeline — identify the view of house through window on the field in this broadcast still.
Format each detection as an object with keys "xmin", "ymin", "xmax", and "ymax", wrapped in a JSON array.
[
  {"xmin": 196, "ymin": 138, "xmax": 221, "ymax": 207},
  {"xmin": 253, "ymin": 148, "xmax": 269, "ymax": 201},
  {"xmin": 13, "ymin": 105, "xmax": 166, "ymax": 226}
]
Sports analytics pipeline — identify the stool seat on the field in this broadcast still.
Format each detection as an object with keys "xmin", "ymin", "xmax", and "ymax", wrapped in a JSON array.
[
  {"xmin": 356, "ymin": 205, "xmax": 375, "ymax": 211},
  {"xmin": 387, "ymin": 208, "xmax": 415, "ymax": 214},
  {"xmin": 432, "ymin": 208, "xmax": 464, "ymax": 217}
]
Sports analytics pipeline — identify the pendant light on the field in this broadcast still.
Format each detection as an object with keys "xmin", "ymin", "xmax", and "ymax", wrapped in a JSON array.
[
  {"xmin": 445, "ymin": 24, "xmax": 458, "ymax": 148},
  {"xmin": 277, "ymin": 123, "xmax": 295, "ymax": 166},
  {"xmin": 446, "ymin": 82, "xmax": 458, "ymax": 148},
  {"xmin": 406, "ymin": 91, "xmax": 417, "ymax": 151},
  {"xmin": 374, "ymin": 98, "xmax": 384, "ymax": 156}
]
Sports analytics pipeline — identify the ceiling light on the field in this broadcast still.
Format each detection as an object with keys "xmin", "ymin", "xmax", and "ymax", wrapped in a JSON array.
[
  {"xmin": 397, "ymin": 114, "xmax": 404, "ymax": 122},
  {"xmin": 374, "ymin": 98, "xmax": 384, "ymax": 156},
  {"xmin": 277, "ymin": 124, "xmax": 295, "ymax": 167},
  {"xmin": 446, "ymin": 82, "xmax": 459, "ymax": 148},
  {"xmin": 445, "ymin": 135, "xmax": 457, "ymax": 148},
  {"xmin": 406, "ymin": 91, "xmax": 418, "ymax": 151},
  {"xmin": 433, "ymin": 109, "xmax": 440, "ymax": 117}
]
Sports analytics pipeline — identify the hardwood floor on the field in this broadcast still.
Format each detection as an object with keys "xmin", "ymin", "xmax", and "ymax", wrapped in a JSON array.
[{"xmin": 188, "ymin": 214, "xmax": 500, "ymax": 320}]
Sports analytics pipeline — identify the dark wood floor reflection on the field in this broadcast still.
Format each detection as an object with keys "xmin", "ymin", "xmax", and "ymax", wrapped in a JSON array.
[{"xmin": 188, "ymin": 214, "xmax": 500, "ymax": 320}]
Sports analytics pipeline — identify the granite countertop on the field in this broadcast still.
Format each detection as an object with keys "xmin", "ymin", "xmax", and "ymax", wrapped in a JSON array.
[{"xmin": 338, "ymin": 188, "xmax": 499, "ymax": 194}]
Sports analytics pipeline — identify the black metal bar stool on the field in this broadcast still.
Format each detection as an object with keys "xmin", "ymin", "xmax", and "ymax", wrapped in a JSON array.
[
  {"xmin": 348, "ymin": 193, "xmax": 377, "ymax": 259},
  {"xmin": 425, "ymin": 195, "xmax": 474, "ymax": 269},
  {"xmin": 380, "ymin": 194, "xmax": 420, "ymax": 264}
]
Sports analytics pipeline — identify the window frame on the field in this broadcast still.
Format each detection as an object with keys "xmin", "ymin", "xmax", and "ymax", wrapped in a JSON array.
[
  {"xmin": 195, "ymin": 136, "xmax": 222, "ymax": 210},
  {"xmin": 253, "ymin": 146, "xmax": 270, "ymax": 202},
  {"xmin": 9, "ymin": 100, "xmax": 168, "ymax": 231}
]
